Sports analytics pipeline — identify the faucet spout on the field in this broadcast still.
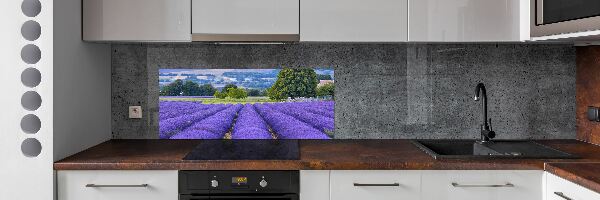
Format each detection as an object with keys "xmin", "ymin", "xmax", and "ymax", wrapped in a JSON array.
[{"xmin": 474, "ymin": 83, "xmax": 495, "ymax": 142}]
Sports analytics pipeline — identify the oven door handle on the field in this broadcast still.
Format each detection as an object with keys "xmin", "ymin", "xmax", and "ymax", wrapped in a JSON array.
[{"xmin": 180, "ymin": 194, "xmax": 298, "ymax": 200}]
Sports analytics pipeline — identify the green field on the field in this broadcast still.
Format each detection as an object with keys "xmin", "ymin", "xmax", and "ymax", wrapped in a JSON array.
[{"xmin": 159, "ymin": 96, "xmax": 280, "ymax": 104}]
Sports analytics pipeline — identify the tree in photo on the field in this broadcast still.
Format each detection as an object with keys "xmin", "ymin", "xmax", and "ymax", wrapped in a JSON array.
[
  {"xmin": 222, "ymin": 84, "xmax": 238, "ymax": 93},
  {"xmin": 198, "ymin": 84, "xmax": 217, "ymax": 96},
  {"xmin": 214, "ymin": 91, "xmax": 227, "ymax": 99},
  {"xmin": 160, "ymin": 79, "xmax": 184, "ymax": 96},
  {"xmin": 316, "ymin": 82, "xmax": 334, "ymax": 98},
  {"xmin": 227, "ymin": 87, "xmax": 248, "ymax": 99},
  {"xmin": 266, "ymin": 87, "xmax": 286, "ymax": 101},
  {"xmin": 247, "ymin": 89, "xmax": 262, "ymax": 97},
  {"xmin": 268, "ymin": 68, "xmax": 318, "ymax": 100},
  {"xmin": 181, "ymin": 80, "xmax": 200, "ymax": 96}
]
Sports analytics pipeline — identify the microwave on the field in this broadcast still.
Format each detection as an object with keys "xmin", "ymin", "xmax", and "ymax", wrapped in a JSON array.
[{"xmin": 532, "ymin": 0, "xmax": 600, "ymax": 37}]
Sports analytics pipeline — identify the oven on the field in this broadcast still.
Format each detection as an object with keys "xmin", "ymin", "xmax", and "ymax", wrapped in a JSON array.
[
  {"xmin": 179, "ymin": 171, "xmax": 299, "ymax": 200},
  {"xmin": 532, "ymin": 0, "xmax": 600, "ymax": 37}
]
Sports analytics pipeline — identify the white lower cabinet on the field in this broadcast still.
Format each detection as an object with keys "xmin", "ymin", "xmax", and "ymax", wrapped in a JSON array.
[
  {"xmin": 301, "ymin": 170, "xmax": 330, "ymax": 200},
  {"xmin": 545, "ymin": 172, "xmax": 600, "ymax": 200},
  {"xmin": 57, "ymin": 170, "xmax": 178, "ymax": 200},
  {"xmin": 324, "ymin": 170, "xmax": 543, "ymax": 200},
  {"xmin": 421, "ymin": 170, "xmax": 543, "ymax": 200},
  {"xmin": 330, "ymin": 170, "xmax": 421, "ymax": 200},
  {"xmin": 55, "ymin": 170, "xmax": 600, "ymax": 200}
]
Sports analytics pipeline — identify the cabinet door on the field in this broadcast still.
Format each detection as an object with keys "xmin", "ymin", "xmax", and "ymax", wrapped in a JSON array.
[
  {"xmin": 82, "ymin": 0, "xmax": 191, "ymax": 42},
  {"xmin": 409, "ymin": 0, "xmax": 528, "ymax": 42},
  {"xmin": 192, "ymin": 0, "xmax": 299, "ymax": 39},
  {"xmin": 545, "ymin": 172, "xmax": 600, "ymax": 200},
  {"xmin": 300, "ymin": 170, "xmax": 330, "ymax": 200},
  {"xmin": 330, "ymin": 170, "xmax": 420, "ymax": 200},
  {"xmin": 57, "ymin": 170, "xmax": 178, "ymax": 200},
  {"xmin": 421, "ymin": 170, "xmax": 543, "ymax": 200},
  {"xmin": 301, "ymin": 0, "xmax": 408, "ymax": 42}
]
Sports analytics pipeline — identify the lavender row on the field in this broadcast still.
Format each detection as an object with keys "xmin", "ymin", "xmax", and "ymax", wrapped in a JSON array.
[
  {"xmin": 159, "ymin": 104, "xmax": 230, "ymax": 139},
  {"xmin": 159, "ymin": 102, "xmax": 210, "ymax": 120},
  {"xmin": 231, "ymin": 104, "xmax": 273, "ymax": 139},
  {"xmin": 302, "ymin": 106, "xmax": 334, "ymax": 119},
  {"xmin": 296, "ymin": 101, "xmax": 334, "ymax": 111},
  {"xmin": 254, "ymin": 103, "xmax": 330, "ymax": 139},
  {"xmin": 171, "ymin": 104, "xmax": 243, "ymax": 139},
  {"xmin": 268, "ymin": 103, "xmax": 334, "ymax": 132},
  {"xmin": 274, "ymin": 102, "xmax": 334, "ymax": 119}
]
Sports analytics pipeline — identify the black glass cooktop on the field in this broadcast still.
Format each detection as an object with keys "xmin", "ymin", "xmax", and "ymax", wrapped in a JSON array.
[{"xmin": 183, "ymin": 140, "xmax": 300, "ymax": 160}]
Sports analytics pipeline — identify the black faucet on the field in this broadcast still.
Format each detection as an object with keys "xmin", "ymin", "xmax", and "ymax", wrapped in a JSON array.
[{"xmin": 474, "ymin": 83, "xmax": 495, "ymax": 142}]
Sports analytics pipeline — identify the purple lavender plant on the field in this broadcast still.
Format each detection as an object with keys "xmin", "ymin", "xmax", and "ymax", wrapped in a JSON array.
[
  {"xmin": 159, "ymin": 104, "xmax": 229, "ymax": 139},
  {"xmin": 231, "ymin": 104, "xmax": 273, "ymax": 139},
  {"xmin": 268, "ymin": 103, "xmax": 334, "ymax": 132},
  {"xmin": 170, "ymin": 104, "xmax": 243, "ymax": 139},
  {"xmin": 254, "ymin": 103, "xmax": 330, "ymax": 139},
  {"xmin": 159, "ymin": 101, "xmax": 210, "ymax": 121}
]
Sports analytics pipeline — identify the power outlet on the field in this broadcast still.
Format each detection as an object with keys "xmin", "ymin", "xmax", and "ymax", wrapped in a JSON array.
[{"xmin": 129, "ymin": 106, "xmax": 142, "ymax": 119}]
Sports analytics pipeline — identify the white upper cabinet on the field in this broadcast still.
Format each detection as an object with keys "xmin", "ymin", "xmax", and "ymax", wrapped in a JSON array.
[
  {"xmin": 191, "ymin": 0, "xmax": 300, "ymax": 41},
  {"xmin": 409, "ymin": 0, "xmax": 530, "ymax": 42},
  {"xmin": 300, "ymin": 0, "xmax": 408, "ymax": 42},
  {"xmin": 83, "ymin": 0, "xmax": 191, "ymax": 42}
]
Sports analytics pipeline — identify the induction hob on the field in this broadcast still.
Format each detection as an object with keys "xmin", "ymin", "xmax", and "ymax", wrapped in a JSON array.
[{"xmin": 183, "ymin": 140, "xmax": 300, "ymax": 160}]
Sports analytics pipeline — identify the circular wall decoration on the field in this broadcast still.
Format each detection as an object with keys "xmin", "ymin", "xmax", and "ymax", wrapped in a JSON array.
[
  {"xmin": 21, "ymin": 138, "xmax": 42, "ymax": 157},
  {"xmin": 21, "ymin": 0, "xmax": 43, "ymax": 160},
  {"xmin": 21, "ymin": 0, "xmax": 41, "ymax": 17},
  {"xmin": 21, "ymin": 20, "xmax": 41, "ymax": 41},
  {"xmin": 21, "ymin": 44, "xmax": 41, "ymax": 64},
  {"xmin": 20, "ymin": 114, "xmax": 41, "ymax": 134},
  {"xmin": 21, "ymin": 68, "xmax": 41, "ymax": 88},
  {"xmin": 21, "ymin": 91, "xmax": 42, "ymax": 111}
]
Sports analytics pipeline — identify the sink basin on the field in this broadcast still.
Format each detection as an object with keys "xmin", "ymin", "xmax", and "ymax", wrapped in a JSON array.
[{"xmin": 412, "ymin": 140, "xmax": 578, "ymax": 160}]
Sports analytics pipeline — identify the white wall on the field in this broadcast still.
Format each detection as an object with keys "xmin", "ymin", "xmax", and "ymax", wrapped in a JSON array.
[
  {"xmin": 0, "ymin": 0, "xmax": 54, "ymax": 199},
  {"xmin": 0, "ymin": 0, "xmax": 110, "ymax": 199},
  {"xmin": 53, "ymin": 0, "xmax": 111, "ymax": 161}
]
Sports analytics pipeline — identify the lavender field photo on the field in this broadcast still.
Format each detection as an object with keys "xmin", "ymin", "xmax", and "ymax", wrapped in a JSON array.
[{"xmin": 159, "ymin": 68, "xmax": 334, "ymax": 139}]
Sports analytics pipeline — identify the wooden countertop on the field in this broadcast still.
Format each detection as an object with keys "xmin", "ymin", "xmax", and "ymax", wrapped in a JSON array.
[
  {"xmin": 54, "ymin": 139, "xmax": 600, "ymax": 170},
  {"xmin": 545, "ymin": 162, "xmax": 600, "ymax": 194}
]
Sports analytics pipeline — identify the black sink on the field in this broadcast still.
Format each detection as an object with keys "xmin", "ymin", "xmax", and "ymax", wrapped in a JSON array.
[{"xmin": 412, "ymin": 140, "xmax": 578, "ymax": 160}]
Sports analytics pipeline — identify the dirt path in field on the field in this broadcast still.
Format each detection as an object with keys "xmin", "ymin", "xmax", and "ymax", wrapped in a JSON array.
[{"xmin": 223, "ymin": 107, "xmax": 241, "ymax": 139}]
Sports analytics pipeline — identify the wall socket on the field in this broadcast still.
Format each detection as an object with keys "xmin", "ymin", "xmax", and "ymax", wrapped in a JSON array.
[{"xmin": 129, "ymin": 106, "xmax": 142, "ymax": 119}]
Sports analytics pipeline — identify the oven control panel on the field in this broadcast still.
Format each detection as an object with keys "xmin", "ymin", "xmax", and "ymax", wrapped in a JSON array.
[{"xmin": 179, "ymin": 171, "xmax": 299, "ymax": 194}]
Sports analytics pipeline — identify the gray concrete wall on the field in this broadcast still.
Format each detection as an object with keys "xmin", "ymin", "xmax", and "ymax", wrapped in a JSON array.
[{"xmin": 112, "ymin": 43, "xmax": 576, "ymax": 139}]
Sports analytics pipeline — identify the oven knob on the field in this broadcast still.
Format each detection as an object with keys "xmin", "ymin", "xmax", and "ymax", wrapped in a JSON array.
[
  {"xmin": 211, "ymin": 180, "xmax": 219, "ymax": 188},
  {"xmin": 259, "ymin": 179, "xmax": 268, "ymax": 188}
]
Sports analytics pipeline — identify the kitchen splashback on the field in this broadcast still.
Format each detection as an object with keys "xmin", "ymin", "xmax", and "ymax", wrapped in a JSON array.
[{"xmin": 112, "ymin": 43, "xmax": 575, "ymax": 139}]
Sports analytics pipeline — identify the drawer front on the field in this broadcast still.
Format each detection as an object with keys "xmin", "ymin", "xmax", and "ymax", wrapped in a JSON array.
[
  {"xmin": 57, "ymin": 170, "xmax": 178, "ymax": 200},
  {"xmin": 422, "ymin": 170, "xmax": 543, "ymax": 200},
  {"xmin": 330, "ymin": 170, "xmax": 420, "ymax": 200},
  {"xmin": 545, "ymin": 172, "xmax": 600, "ymax": 200}
]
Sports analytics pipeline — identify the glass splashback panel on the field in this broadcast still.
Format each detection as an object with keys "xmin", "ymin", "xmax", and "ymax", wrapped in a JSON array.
[{"xmin": 159, "ymin": 68, "xmax": 334, "ymax": 139}]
